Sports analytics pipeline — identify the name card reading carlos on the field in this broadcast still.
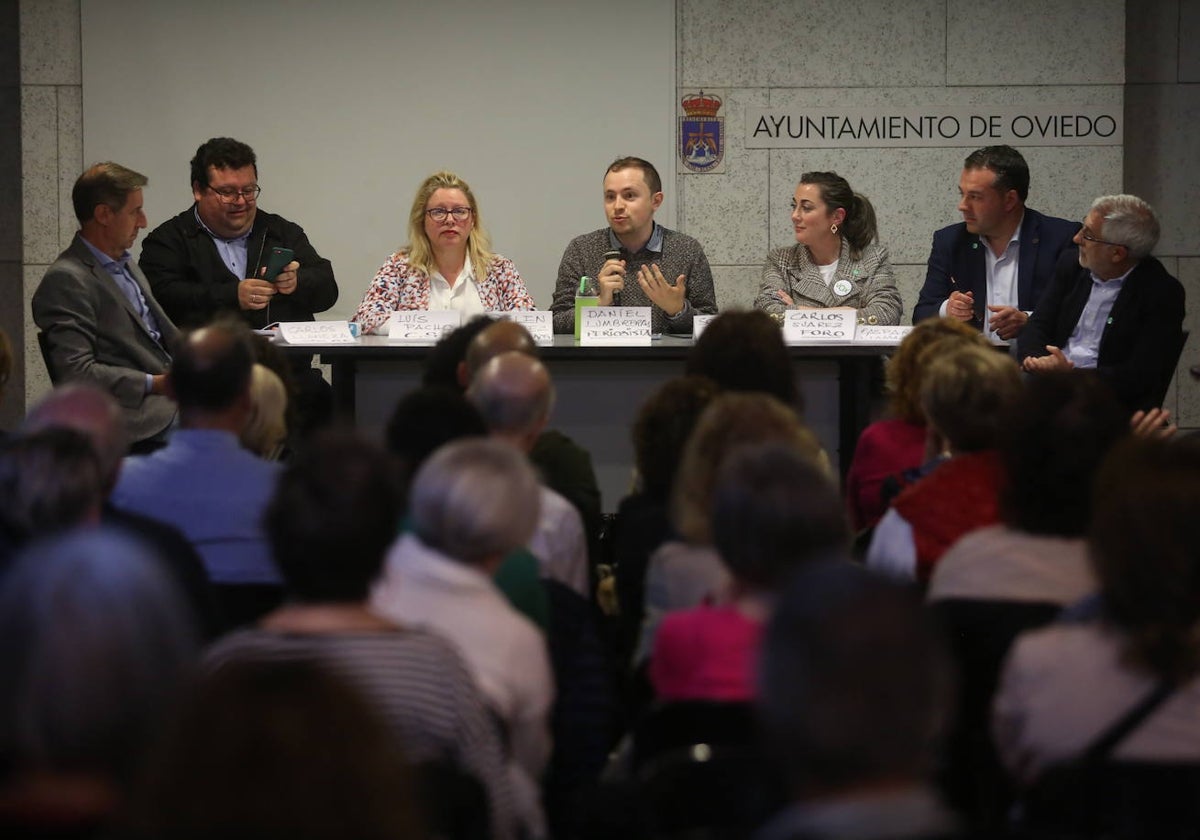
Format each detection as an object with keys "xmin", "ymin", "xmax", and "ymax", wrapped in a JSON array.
[
  {"xmin": 277, "ymin": 321, "xmax": 357, "ymax": 345},
  {"xmin": 783, "ymin": 308, "xmax": 856, "ymax": 344},
  {"xmin": 854, "ymin": 325, "xmax": 913, "ymax": 344},
  {"xmin": 387, "ymin": 310, "xmax": 463, "ymax": 342},
  {"xmin": 487, "ymin": 310, "xmax": 554, "ymax": 344},
  {"xmin": 581, "ymin": 306, "xmax": 652, "ymax": 345}
]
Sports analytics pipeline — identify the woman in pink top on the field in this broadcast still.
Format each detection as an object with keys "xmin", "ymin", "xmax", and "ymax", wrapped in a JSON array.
[{"xmin": 650, "ymin": 442, "xmax": 850, "ymax": 701}]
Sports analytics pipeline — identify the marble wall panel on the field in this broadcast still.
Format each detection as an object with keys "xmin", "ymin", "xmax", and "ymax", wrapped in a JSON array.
[
  {"xmin": 19, "ymin": 0, "xmax": 79, "ymax": 85},
  {"xmin": 1126, "ymin": 0, "xmax": 1180, "ymax": 84},
  {"xmin": 0, "ymin": 85, "xmax": 20, "ymax": 262},
  {"xmin": 1181, "ymin": 1, "xmax": 1200, "ymax": 82},
  {"xmin": 22, "ymin": 263, "xmax": 51, "ymax": 410},
  {"xmin": 680, "ymin": 0, "xmax": 944, "ymax": 89},
  {"xmin": 0, "ymin": 0, "xmax": 17, "ymax": 85},
  {"xmin": 1126, "ymin": 84, "xmax": 1200, "ymax": 255},
  {"xmin": 1176, "ymin": 258, "xmax": 1200, "ymax": 427},
  {"xmin": 710, "ymin": 264, "xmax": 760, "ymax": 312},
  {"xmin": 21, "ymin": 85, "xmax": 58, "ymax": 265},
  {"xmin": 891, "ymin": 263, "xmax": 926, "ymax": 324},
  {"xmin": 947, "ymin": 1, "xmax": 1124, "ymax": 86},
  {"xmin": 57, "ymin": 83, "xmax": 80, "ymax": 248}
]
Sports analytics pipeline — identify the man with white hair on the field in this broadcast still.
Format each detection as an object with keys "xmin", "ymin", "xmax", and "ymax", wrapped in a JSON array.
[
  {"xmin": 1019, "ymin": 194, "xmax": 1185, "ymax": 412},
  {"xmin": 467, "ymin": 351, "xmax": 591, "ymax": 599},
  {"xmin": 371, "ymin": 438, "xmax": 553, "ymax": 837}
]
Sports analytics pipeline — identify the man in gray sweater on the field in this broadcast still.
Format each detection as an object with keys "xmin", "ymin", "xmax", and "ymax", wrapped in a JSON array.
[{"xmin": 551, "ymin": 157, "xmax": 718, "ymax": 334}]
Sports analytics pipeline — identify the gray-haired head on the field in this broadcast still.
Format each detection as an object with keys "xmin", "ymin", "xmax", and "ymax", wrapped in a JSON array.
[
  {"xmin": 465, "ymin": 351, "xmax": 555, "ymax": 446},
  {"xmin": 1089, "ymin": 194, "xmax": 1160, "ymax": 261},
  {"xmin": 23, "ymin": 383, "xmax": 128, "ymax": 492},
  {"xmin": 0, "ymin": 427, "xmax": 105, "ymax": 549},
  {"xmin": 409, "ymin": 438, "xmax": 540, "ymax": 566},
  {"xmin": 0, "ymin": 529, "xmax": 198, "ymax": 786}
]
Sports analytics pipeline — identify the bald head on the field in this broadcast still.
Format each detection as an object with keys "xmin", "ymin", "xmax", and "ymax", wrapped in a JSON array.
[
  {"xmin": 466, "ymin": 351, "xmax": 554, "ymax": 449},
  {"xmin": 23, "ymin": 383, "xmax": 127, "ymax": 490},
  {"xmin": 169, "ymin": 322, "xmax": 254, "ymax": 423},
  {"xmin": 461, "ymin": 320, "xmax": 538, "ymax": 388}
]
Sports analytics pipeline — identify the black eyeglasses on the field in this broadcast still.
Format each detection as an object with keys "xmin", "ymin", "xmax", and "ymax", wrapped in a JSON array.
[
  {"xmin": 425, "ymin": 207, "xmax": 472, "ymax": 222},
  {"xmin": 208, "ymin": 184, "xmax": 262, "ymax": 204}
]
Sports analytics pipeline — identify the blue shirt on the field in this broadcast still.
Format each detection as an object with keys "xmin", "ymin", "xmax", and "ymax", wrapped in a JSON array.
[
  {"xmin": 112, "ymin": 429, "xmax": 283, "ymax": 585},
  {"xmin": 608, "ymin": 221, "xmax": 664, "ymax": 254},
  {"xmin": 194, "ymin": 206, "xmax": 251, "ymax": 279},
  {"xmin": 1064, "ymin": 266, "xmax": 1132, "ymax": 369},
  {"xmin": 80, "ymin": 235, "xmax": 163, "ymax": 344}
]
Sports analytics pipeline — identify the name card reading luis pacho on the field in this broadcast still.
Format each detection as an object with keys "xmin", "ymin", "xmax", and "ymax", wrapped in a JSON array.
[
  {"xmin": 277, "ymin": 321, "xmax": 357, "ymax": 345},
  {"xmin": 783, "ymin": 308, "xmax": 856, "ymax": 344},
  {"xmin": 386, "ymin": 310, "xmax": 463, "ymax": 343},
  {"xmin": 692, "ymin": 314, "xmax": 716, "ymax": 339},
  {"xmin": 580, "ymin": 307, "xmax": 653, "ymax": 346},
  {"xmin": 487, "ymin": 310, "xmax": 554, "ymax": 344},
  {"xmin": 854, "ymin": 325, "xmax": 913, "ymax": 344}
]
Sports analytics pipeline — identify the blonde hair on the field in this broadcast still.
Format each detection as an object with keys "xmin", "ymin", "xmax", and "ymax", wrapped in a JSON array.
[
  {"xmin": 920, "ymin": 345, "xmax": 1021, "ymax": 453},
  {"xmin": 241, "ymin": 364, "xmax": 288, "ymax": 459},
  {"xmin": 885, "ymin": 318, "xmax": 991, "ymax": 423},
  {"xmin": 403, "ymin": 171, "xmax": 494, "ymax": 278},
  {"xmin": 671, "ymin": 393, "xmax": 830, "ymax": 545}
]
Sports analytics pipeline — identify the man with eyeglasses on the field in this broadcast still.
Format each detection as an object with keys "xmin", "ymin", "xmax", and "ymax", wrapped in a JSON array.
[
  {"xmin": 913, "ymin": 145, "xmax": 1080, "ymax": 341},
  {"xmin": 140, "ymin": 137, "xmax": 339, "ymax": 434},
  {"xmin": 1018, "ymin": 194, "xmax": 1185, "ymax": 413}
]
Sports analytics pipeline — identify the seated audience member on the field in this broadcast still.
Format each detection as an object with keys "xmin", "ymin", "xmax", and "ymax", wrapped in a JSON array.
[
  {"xmin": 130, "ymin": 659, "xmax": 423, "ymax": 840},
  {"xmin": 845, "ymin": 318, "xmax": 990, "ymax": 534},
  {"xmin": 651, "ymin": 443, "xmax": 849, "ymax": 702},
  {"xmin": 422, "ymin": 314, "xmax": 496, "ymax": 389},
  {"xmin": 31, "ymin": 162, "xmax": 178, "ymax": 448},
  {"xmin": 757, "ymin": 562, "xmax": 960, "ymax": 840},
  {"xmin": 927, "ymin": 371, "xmax": 1130, "ymax": 828},
  {"xmin": 550, "ymin": 156, "xmax": 717, "ymax": 335},
  {"xmin": 468, "ymin": 352, "xmax": 589, "ymax": 598},
  {"xmin": 1019, "ymin": 194, "xmax": 1186, "ymax": 413},
  {"xmin": 21, "ymin": 384, "xmax": 221, "ymax": 637},
  {"xmin": 610, "ymin": 376, "xmax": 720, "ymax": 664},
  {"xmin": 205, "ymin": 431, "xmax": 514, "ymax": 840},
  {"xmin": 353, "ymin": 171, "xmax": 534, "ymax": 334},
  {"xmin": 685, "ymin": 310, "xmax": 802, "ymax": 410},
  {"xmin": 371, "ymin": 439, "xmax": 554, "ymax": 837},
  {"xmin": 913, "ymin": 144, "xmax": 1079, "ymax": 340},
  {"xmin": 0, "ymin": 530, "xmax": 198, "ymax": 839},
  {"xmin": 866, "ymin": 344, "xmax": 1022, "ymax": 584},
  {"xmin": 240, "ymin": 363, "xmax": 288, "ymax": 459},
  {"xmin": 755, "ymin": 171, "xmax": 902, "ymax": 326},
  {"xmin": 111, "ymin": 320, "xmax": 283, "ymax": 628},
  {"xmin": 994, "ymin": 437, "xmax": 1200, "ymax": 785},
  {"xmin": 636, "ymin": 392, "xmax": 828, "ymax": 665}
]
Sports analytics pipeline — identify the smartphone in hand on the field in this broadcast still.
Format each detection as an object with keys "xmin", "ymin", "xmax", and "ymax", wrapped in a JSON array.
[{"xmin": 261, "ymin": 246, "xmax": 294, "ymax": 282}]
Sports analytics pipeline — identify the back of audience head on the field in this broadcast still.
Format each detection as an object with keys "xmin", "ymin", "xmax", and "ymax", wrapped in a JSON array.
[
  {"xmin": 409, "ymin": 437, "xmax": 540, "ymax": 568},
  {"xmin": 673, "ymin": 392, "xmax": 827, "ymax": 545},
  {"xmin": 1089, "ymin": 437, "xmax": 1200, "ymax": 681},
  {"xmin": 632, "ymin": 375, "xmax": 720, "ymax": 502},
  {"xmin": 920, "ymin": 343, "xmax": 1021, "ymax": 453},
  {"xmin": 168, "ymin": 320, "xmax": 255, "ymax": 420},
  {"xmin": 0, "ymin": 427, "xmax": 105, "ymax": 553},
  {"xmin": 0, "ymin": 529, "xmax": 197, "ymax": 793},
  {"xmin": 385, "ymin": 387, "xmax": 487, "ymax": 490},
  {"xmin": 759, "ymin": 561, "xmax": 951, "ymax": 796},
  {"xmin": 22, "ymin": 383, "xmax": 127, "ymax": 494},
  {"xmin": 712, "ymin": 442, "xmax": 850, "ymax": 591},
  {"xmin": 1000, "ymin": 371, "xmax": 1129, "ymax": 537},
  {"xmin": 463, "ymin": 319, "xmax": 538, "ymax": 386},
  {"xmin": 422, "ymin": 314, "xmax": 496, "ymax": 391},
  {"xmin": 240, "ymin": 364, "xmax": 288, "ymax": 459},
  {"xmin": 466, "ymin": 351, "xmax": 554, "ymax": 446},
  {"xmin": 686, "ymin": 310, "xmax": 801, "ymax": 410},
  {"xmin": 885, "ymin": 317, "xmax": 991, "ymax": 424},
  {"xmin": 265, "ymin": 431, "xmax": 401, "ymax": 605},
  {"xmin": 131, "ymin": 658, "xmax": 419, "ymax": 840}
]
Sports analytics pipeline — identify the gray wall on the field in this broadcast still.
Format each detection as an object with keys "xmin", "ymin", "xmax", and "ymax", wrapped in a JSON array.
[{"xmin": 1, "ymin": 0, "xmax": 21, "ymax": 430}]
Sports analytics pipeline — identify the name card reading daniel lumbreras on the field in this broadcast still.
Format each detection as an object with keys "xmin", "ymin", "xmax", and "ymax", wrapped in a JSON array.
[
  {"xmin": 581, "ymin": 307, "xmax": 652, "ymax": 346},
  {"xmin": 387, "ymin": 310, "xmax": 463, "ymax": 343},
  {"xmin": 487, "ymin": 310, "xmax": 554, "ymax": 344},
  {"xmin": 277, "ymin": 321, "xmax": 357, "ymax": 345},
  {"xmin": 783, "ymin": 308, "xmax": 856, "ymax": 344}
]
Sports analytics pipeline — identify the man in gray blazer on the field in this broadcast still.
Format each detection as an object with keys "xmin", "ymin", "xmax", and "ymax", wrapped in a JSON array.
[{"xmin": 32, "ymin": 163, "xmax": 179, "ymax": 446}]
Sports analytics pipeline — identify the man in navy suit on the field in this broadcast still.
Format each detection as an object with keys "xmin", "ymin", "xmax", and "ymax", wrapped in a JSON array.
[
  {"xmin": 32, "ymin": 163, "xmax": 179, "ymax": 446},
  {"xmin": 913, "ymin": 145, "xmax": 1079, "ymax": 340},
  {"xmin": 1019, "ymin": 195, "xmax": 1185, "ymax": 413}
]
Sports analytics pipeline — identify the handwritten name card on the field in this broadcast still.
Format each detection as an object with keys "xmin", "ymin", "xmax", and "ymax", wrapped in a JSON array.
[
  {"xmin": 487, "ymin": 310, "xmax": 554, "ymax": 344},
  {"xmin": 783, "ymin": 308, "xmax": 856, "ymax": 344},
  {"xmin": 277, "ymin": 321, "xmax": 357, "ymax": 345},
  {"xmin": 580, "ymin": 307, "xmax": 653, "ymax": 346},
  {"xmin": 692, "ymin": 314, "xmax": 716, "ymax": 339},
  {"xmin": 854, "ymin": 325, "xmax": 912, "ymax": 344},
  {"xmin": 386, "ymin": 310, "xmax": 463, "ymax": 343}
]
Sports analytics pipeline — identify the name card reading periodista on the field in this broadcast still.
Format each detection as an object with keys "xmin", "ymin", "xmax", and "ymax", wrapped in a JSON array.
[
  {"xmin": 387, "ymin": 310, "xmax": 463, "ymax": 342},
  {"xmin": 277, "ymin": 321, "xmax": 357, "ymax": 345},
  {"xmin": 854, "ymin": 325, "xmax": 913, "ymax": 344},
  {"xmin": 693, "ymin": 314, "xmax": 716, "ymax": 339},
  {"xmin": 783, "ymin": 308, "xmax": 856, "ymax": 344},
  {"xmin": 487, "ymin": 310, "xmax": 554, "ymax": 344},
  {"xmin": 581, "ymin": 306, "xmax": 653, "ymax": 346}
]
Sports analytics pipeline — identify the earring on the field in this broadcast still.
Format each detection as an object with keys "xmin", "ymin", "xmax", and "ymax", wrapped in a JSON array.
[{"xmin": 830, "ymin": 223, "xmax": 839, "ymax": 235}]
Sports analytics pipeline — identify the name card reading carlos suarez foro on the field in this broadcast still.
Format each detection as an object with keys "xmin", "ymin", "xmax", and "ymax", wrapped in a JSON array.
[
  {"xmin": 487, "ymin": 310, "xmax": 554, "ymax": 344},
  {"xmin": 580, "ymin": 306, "xmax": 653, "ymax": 346},
  {"xmin": 386, "ymin": 310, "xmax": 463, "ymax": 343},
  {"xmin": 783, "ymin": 307, "xmax": 857, "ymax": 344},
  {"xmin": 277, "ymin": 321, "xmax": 357, "ymax": 345}
]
